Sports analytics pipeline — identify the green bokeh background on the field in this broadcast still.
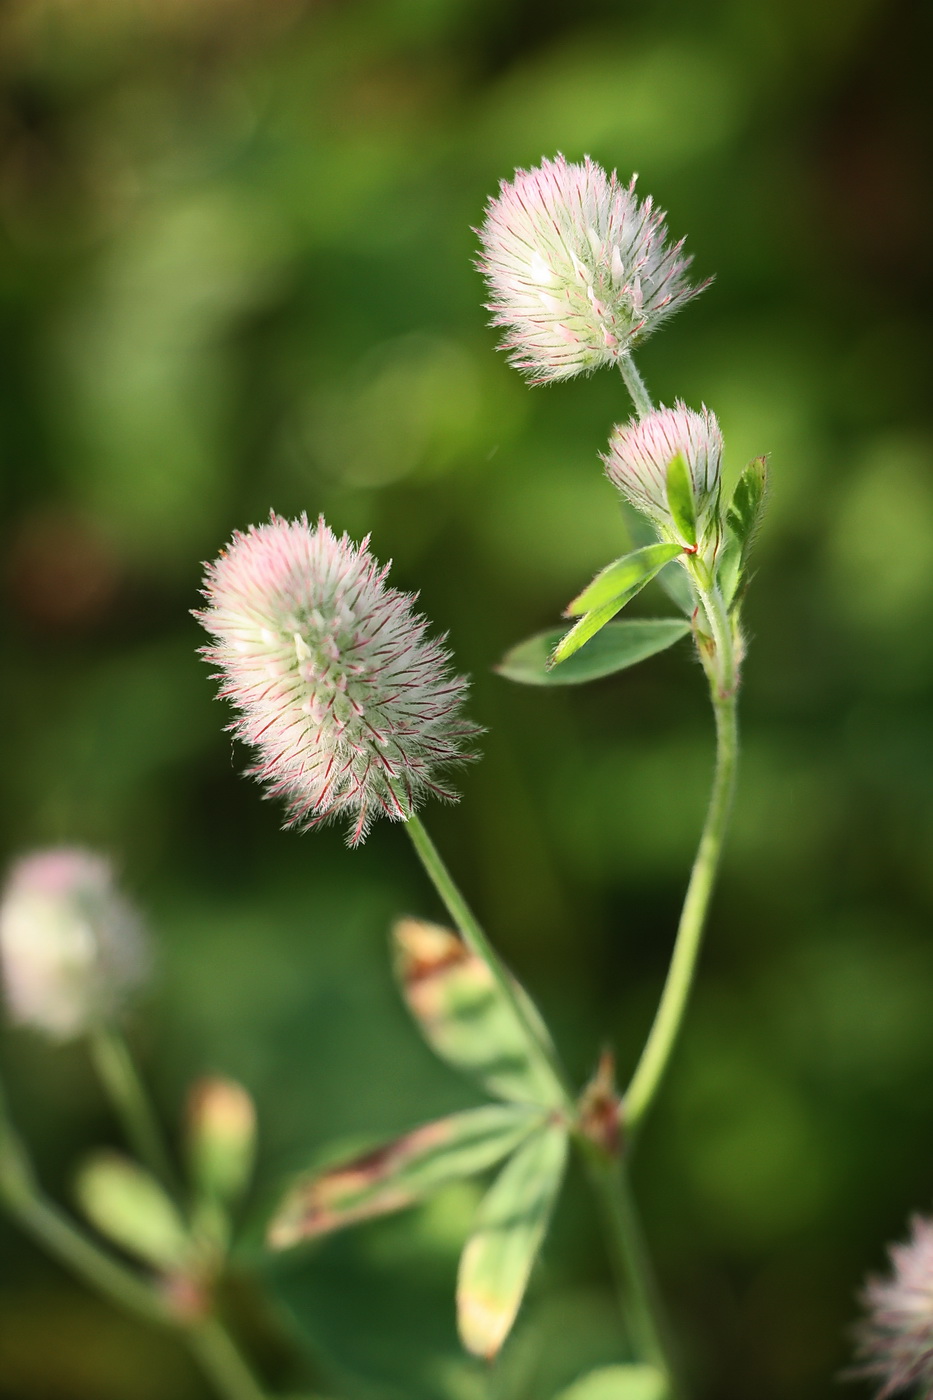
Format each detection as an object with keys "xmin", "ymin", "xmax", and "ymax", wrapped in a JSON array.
[{"xmin": 1, "ymin": 0, "xmax": 932, "ymax": 1396}]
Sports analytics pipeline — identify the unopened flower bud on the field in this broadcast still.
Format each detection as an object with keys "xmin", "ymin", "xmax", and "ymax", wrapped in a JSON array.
[
  {"xmin": 604, "ymin": 402, "xmax": 723, "ymax": 552},
  {"xmin": 855, "ymin": 1213, "xmax": 933, "ymax": 1398},
  {"xmin": 0, "ymin": 849, "xmax": 147, "ymax": 1041},
  {"xmin": 478, "ymin": 154, "xmax": 706, "ymax": 384},
  {"xmin": 197, "ymin": 514, "xmax": 479, "ymax": 846},
  {"xmin": 186, "ymin": 1077, "xmax": 256, "ymax": 1205}
]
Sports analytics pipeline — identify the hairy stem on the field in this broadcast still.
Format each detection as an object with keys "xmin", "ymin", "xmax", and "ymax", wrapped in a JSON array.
[
  {"xmin": 623, "ymin": 680, "xmax": 738, "ymax": 1132},
  {"xmin": 619, "ymin": 353, "xmax": 654, "ymax": 420},
  {"xmin": 89, "ymin": 1023, "xmax": 176, "ymax": 1189},
  {"xmin": 404, "ymin": 814, "xmax": 572, "ymax": 1106}
]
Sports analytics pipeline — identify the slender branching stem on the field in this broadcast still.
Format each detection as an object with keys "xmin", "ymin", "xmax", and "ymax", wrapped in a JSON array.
[
  {"xmin": 187, "ymin": 1316, "xmax": 270, "ymax": 1400},
  {"xmin": 404, "ymin": 813, "xmax": 572, "ymax": 1107},
  {"xmin": 623, "ymin": 668, "xmax": 738, "ymax": 1134},
  {"xmin": 89, "ymin": 1022, "xmax": 176, "ymax": 1189},
  {"xmin": 619, "ymin": 353, "xmax": 654, "ymax": 420}
]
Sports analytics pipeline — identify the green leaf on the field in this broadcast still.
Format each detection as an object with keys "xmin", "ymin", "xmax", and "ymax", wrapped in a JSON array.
[
  {"xmin": 665, "ymin": 452, "xmax": 696, "ymax": 548},
  {"xmin": 76, "ymin": 1152, "xmax": 190, "ymax": 1271},
  {"xmin": 727, "ymin": 455, "xmax": 767, "ymax": 557},
  {"xmin": 619, "ymin": 501, "xmax": 696, "ymax": 615},
  {"xmin": 550, "ymin": 598, "xmax": 627, "ymax": 667},
  {"xmin": 267, "ymin": 1104, "xmax": 543, "ymax": 1249},
  {"xmin": 564, "ymin": 543, "xmax": 681, "ymax": 617},
  {"xmin": 497, "ymin": 619, "xmax": 691, "ymax": 687},
  {"xmin": 457, "ymin": 1121, "xmax": 567, "ymax": 1359},
  {"xmin": 393, "ymin": 918, "xmax": 565, "ymax": 1109},
  {"xmin": 552, "ymin": 1365, "xmax": 668, "ymax": 1400}
]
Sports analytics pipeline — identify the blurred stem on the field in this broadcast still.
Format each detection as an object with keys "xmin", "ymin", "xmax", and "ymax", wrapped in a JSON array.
[
  {"xmin": 580, "ymin": 1142, "xmax": 680, "ymax": 1394},
  {"xmin": 89, "ymin": 1022, "xmax": 176, "ymax": 1189},
  {"xmin": 619, "ymin": 353, "xmax": 653, "ymax": 420},
  {"xmin": 188, "ymin": 1317, "xmax": 269, "ymax": 1400},
  {"xmin": 1, "ymin": 1074, "xmax": 271, "ymax": 1400},
  {"xmin": 623, "ymin": 660, "xmax": 739, "ymax": 1133},
  {"xmin": 404, "ymin": 814, "xmax": 572, "ymax": 1107}
]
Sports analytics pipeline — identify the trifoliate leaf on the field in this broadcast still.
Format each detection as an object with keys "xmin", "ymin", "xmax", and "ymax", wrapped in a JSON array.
[
  {"xmin": 267, "ymin": 1104, "xmax": 543, "ymax": 1249},
  {"xmin": 497, "ymin": 620, "xmax": 690, "ymax": 686},
  {"xmin": 457, "ymin": 1121, "xmax": 567, "ymax": 1359}
]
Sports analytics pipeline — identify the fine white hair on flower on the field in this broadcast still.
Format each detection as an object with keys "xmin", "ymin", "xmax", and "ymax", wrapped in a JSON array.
[
  {"xmin": 0, "ymin": 849, "xmax": 147, "ymax": 1041},
  {"xmin": 604, "ymin": 401, "xmax": 724, "ymax": 541},
  {"xmin": 197, "ymin": 514, "xmax": 480, "ymax": 846},
  {"xmin": 477, "ymin": 153, "xmax": 707, "ymax": 384},
  {"xmin": 854, "ymin": 1214, "xmax": 933, "ymax": 1398}
]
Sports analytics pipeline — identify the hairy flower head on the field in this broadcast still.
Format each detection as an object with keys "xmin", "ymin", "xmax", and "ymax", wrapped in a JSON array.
[
  {"xmin": 605, "ymin": 401, "xmax": 723, "ymax": 549},
  {"xmin": 197, "ymin": 514, "xmax": 478, "ymax": 845},
  {"xmin": 0, "ymin": 849, "xmax": 147, "ymax": 1040},
  {"xmin": 478, "ymin": 154, "xmax": 705, "ymax": 384},
  {"xmin": 855, "ymin": 1214, "xmax": 933, "ymax": 1397}
]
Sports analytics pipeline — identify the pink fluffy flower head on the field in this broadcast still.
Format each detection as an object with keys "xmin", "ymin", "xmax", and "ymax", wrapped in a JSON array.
[
  {"xmin": 197, "ymin": 515, "xmax": 479, "ymax": 846},
  {"xmin": 605, "ymin": 401, "xmax": 724, "ymax": 551},
  {"xmin": 855, "ymin": 1214, "xmax": 933, "ymax": 1398},
  {"xmin": 478, "ymin": 154, "xmax": 706, "ymax": 384},
  {"xmin": 0, "ymin": 849, "xmax": 147, "ymax": 1041}
]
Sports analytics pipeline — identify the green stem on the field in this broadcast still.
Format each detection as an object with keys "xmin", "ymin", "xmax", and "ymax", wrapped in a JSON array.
[
  {"xmin": 187, "ymin": 1317, "xmax": 269, "ymax": 1400},
  {"xmin": 580, "ymin": 1143, "xmax": 679, "ymax": 1392},
  {"xmin": 623, "ymin": 680, "xmax": 739, "ymax": 1133},
  {"xmin": 89, "ymin": 1023, "xmax": 176, "ymax": 1188},
  {"xmin": 619, "ymin": 353, "xmax": 654, "ymax": 420},
  {"xmin": 404, "ymin": 814, "xmax": 572, "ymax": 1106}
]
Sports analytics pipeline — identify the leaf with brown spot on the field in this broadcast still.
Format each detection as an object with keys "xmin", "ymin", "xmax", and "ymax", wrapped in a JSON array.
[
  {"xmin": 267, "ymin": 1103, "xmax": 543, "ymax": 1250},
  {"xmin": 393, "ymin": 918, "xmax": 564, "ymax": 1109}
]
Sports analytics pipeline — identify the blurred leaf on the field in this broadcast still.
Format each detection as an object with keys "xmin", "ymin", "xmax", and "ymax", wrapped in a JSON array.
[
  {"xmin": 457, "ymin": 1121, "xmax": 568, "ymax": 1359},
  {"xmin": 393, "ymin": 917, "xmax": 565, "ymax": 1109},
  {"xmin": 564, "ymin": 544, "xmax": 682, "ymax": 617},
  {"xmin": 498, "ymin": 621, "xmax": 691, "ymax": 686},
  {"xmin": 620, "ymin": 502, "xmax": 696, "ymax": 615},
  {"xmin": 75, "ymin": 1152, "xmax": 189, "ymax": 1272},
  {"xmin": 665, "ymin": 453, "xmax": 696, "ymax": 548},
  {"xmin": 552, "ymin": 1365, "xmax": 668, "ymax": 1400},
  {"xmin": 267, "ymin": 1105, "xmax": 543, "ymax": 1249},
  {"xmin": 186, "ymin": 1077, "xmax": 256, "ymax": 1208}
]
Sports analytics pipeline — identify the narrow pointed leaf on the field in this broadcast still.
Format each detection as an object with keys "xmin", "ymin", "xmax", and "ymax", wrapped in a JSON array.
[
  {"xmin": 393, "ymin": 918, "xmax": 565, "ymax": 1108},
  {"xmin": 716, "ymin": 530, "xmax": 743, "ymax": 608},
  {"xmin": 553, "ymin": 1365, "xmax": 668, "ymax": 1400},
  {"xmin": 498, "ymin": 619, "xmax": 690, "ymax": 687},
  {"xmin": 76, "ymin": 1152, "xmax": 190, "ymax": 1271},
  {"xmin": 727, "ymin": 455, "xmax": 767, "ymax": 556},
  {"xmin": 665, "ymin": 452, "xmax": 696, "ymax": 548},
  {"xmin": 564, "ymin": 543, "xmax": 681, "ymax": 617},
  {"xmin": 457, "ymin": 1121, "xmax": 568, "ymax": 1359},
  {"xmin": 549, "ymin": 598, "xmax": 627, "ymax": 667},
  {"xmin": 267, "ymin": 1104, "xmax": 543, "ymax": 1249},
  {"xmin": 619, "ymin": 501, "xmax": 695, "ymax": 615}
]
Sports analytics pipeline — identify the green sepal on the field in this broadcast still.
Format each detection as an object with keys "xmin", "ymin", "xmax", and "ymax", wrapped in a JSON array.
[
  {"xmin": 393, "ymin": 918, "xmax": 565, "ymax": 1109},
  {"xmin": 497, "ymin": 619, "xmax": 691, "ymax": 686},
  {"xmin": 619, "ymin": 502, "xmax": 696, "ymax": 616},
  {"xmin": 266, "ymin": 1104, "xmax": 543, "ymax": 1249},
  {"xmin": 564, "ymin": 543, "xmax": 682, "ymax": 617},
  {"xmin": 665, "ymin": 452, "xmax": 697, "ymax": 548},
  {"xmin": 76, "ymin": 1152, "xmax": 190, "ymax": 1272},
  {"xmin": 457, "ymin": 1121, "xmax": 568, "ymax": 1359},
  {"xmin": 552, "ymin": 1365, "xmax": 668, "ymax": 1400}
]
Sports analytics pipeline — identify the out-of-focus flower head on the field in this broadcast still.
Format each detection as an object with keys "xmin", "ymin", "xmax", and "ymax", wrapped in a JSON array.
[
  {"xmin": 478, "ymin": 154, "xmax": 706, "ymax": 384},
  {"xmin": 197, "ymin": 514, "xmax": 479, "ymax": 846},
  {"xmin": 0, "ymin": 849, "xmax": 147, "ymax": 1041},
  {"xmin": 605, "ymin": 401, "xmax": 724, "ymax": 551},
  {"xmin": 855, "ymin": 1213, "xmax": 933, "ymax": 1398}
]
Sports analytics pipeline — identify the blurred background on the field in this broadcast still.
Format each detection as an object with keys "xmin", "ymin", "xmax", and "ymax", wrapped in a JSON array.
[{"xmin": 1, "ymin": 0, "xmax": 932, "ymax": 1396}]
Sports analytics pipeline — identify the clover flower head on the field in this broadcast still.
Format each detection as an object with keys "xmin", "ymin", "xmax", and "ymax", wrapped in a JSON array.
[
  {"xmin": 855, "ymin": 1214, "xmax": 933, "ymax": 1398},
  {"xmin": 197, "ymin": 514, "xmax": 479, "ymax": 846},
  {"xmin": 0, "ymin": 849, "xmax": 147, "ymax": 1041},
  {"xmin": 604, "ymin": 401, "xmax": 724, "ymax": 547},
  {"xmin": 478, "ymin": 154, "xmax": 706, "ymax": 384}
]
